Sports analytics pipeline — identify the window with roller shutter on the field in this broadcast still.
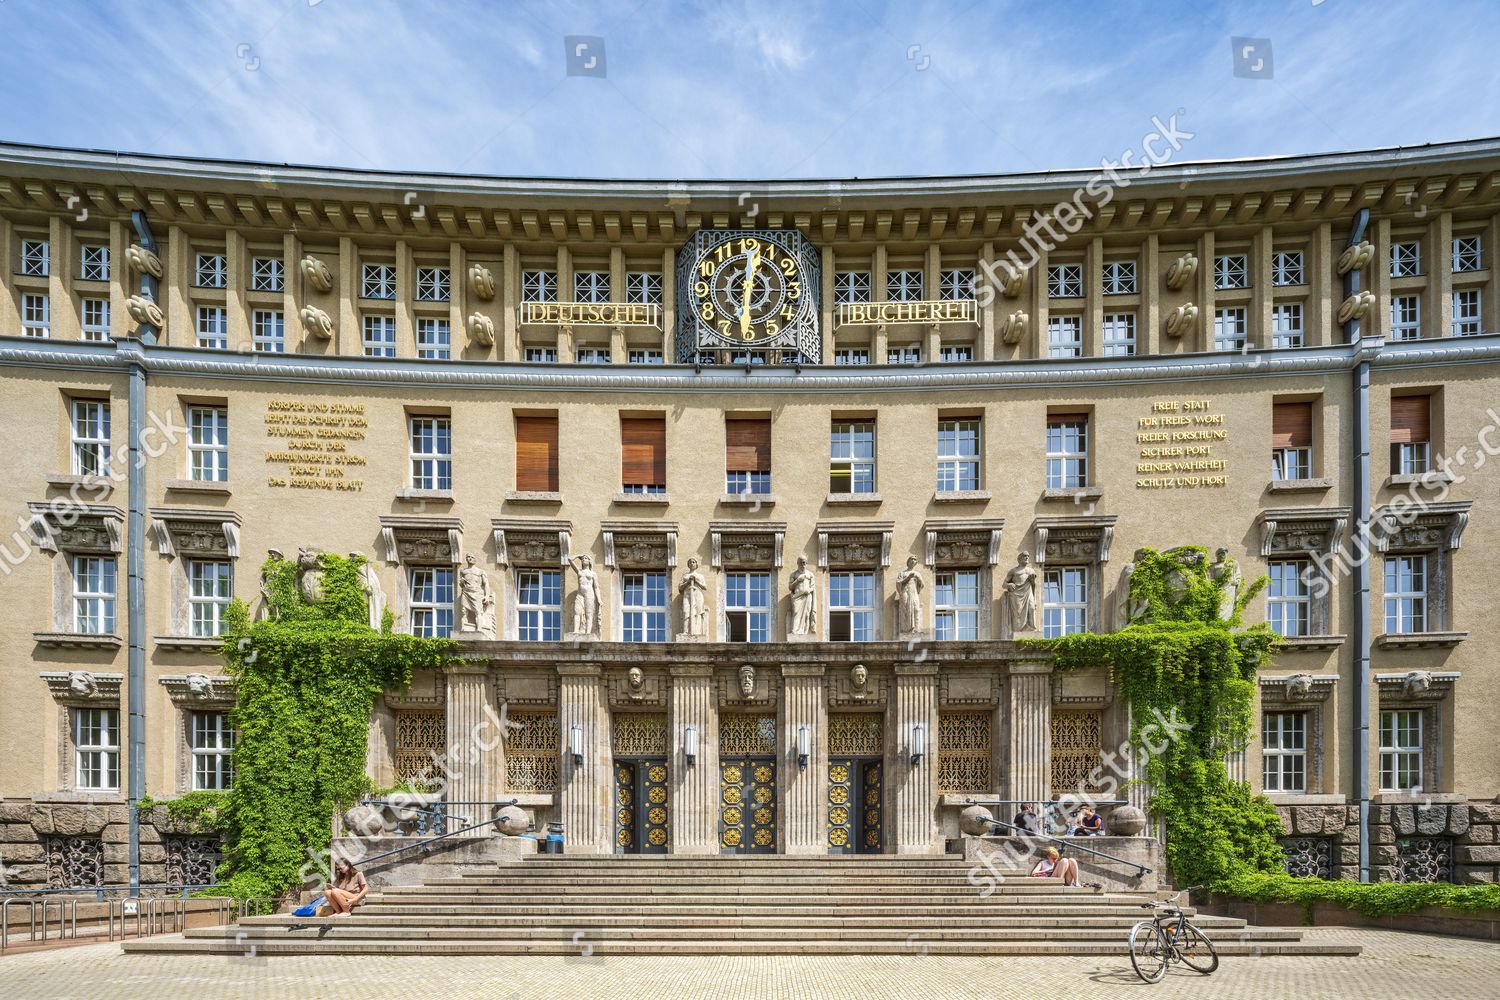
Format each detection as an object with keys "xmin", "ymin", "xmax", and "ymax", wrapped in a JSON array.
[
  {"xmin": 621, "ymin": 416, "xmax": 666, "ymax": 494},
  {"xmin": 515, "ymin": 414, "xmax": 559, "ymax": 493},
  {"xmin": 1272, "ymin": 401, "xmax": 1313, "ymax": 480},
  {"xmin": 1390, "ymin": 396, "xmax": 1431, "ymax": 475},
  {"xmin": 725, "ymin": 417, "xmax": 771, "ymax": 495}
]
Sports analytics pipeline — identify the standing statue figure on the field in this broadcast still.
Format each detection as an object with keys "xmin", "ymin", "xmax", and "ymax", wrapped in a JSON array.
[
  {"xmin": 570, "ymin": 555, "xmax": 601, "ymax": 636},
  {"xmin": 353, "ymin": 554, "xmax": 386, "ymax": 631},
  {"xmin": 895, "ymin": 555, "xmax": 924, "ymax": 637},
  {"xmin": 257, "ymin": 548, "xmax": 283, "ymax": 621},
  {"xmin": 678, "ymin": 557, "xmax": 708, "ymax": 637},
  {"xmin": 1114, "ymin": 549, "xmax": 1150, "ymax": 630},
  {"xmin": 458, "ymin": 554, "xmax": 496, "ymax": 638},
  {"xmin": 296, "ymin": 547, "xmax": 325, "ymax": 605},
  {"xmin": 788, "ymin": 556, "xmax": 817, "ymax": 637},
  {"xmin": 1208, "ymin": 547, "xmax": 1241, "ymax": 621},
  {"xmin": 1003, "ymin": 551, "xmax": 1041, "ymax": 636}
]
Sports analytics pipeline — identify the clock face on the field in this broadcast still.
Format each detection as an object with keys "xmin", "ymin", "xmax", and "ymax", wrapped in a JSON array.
[{"xmin": 691, "ymin": 235, "xmax": 804, "ymax": 345}]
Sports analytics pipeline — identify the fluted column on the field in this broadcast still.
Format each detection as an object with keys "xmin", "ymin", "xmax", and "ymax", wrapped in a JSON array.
[
  {"xmin": 1009, "ymin": 661, "xmax": 1053, "ymax": 807},
  {"xmin": 444, "ymin": 665, "xmax": 494, "ymax": 835},
  {"xmin": 557, "ymin": 663, "xmax": 611, "ymax": 854},
  {"xmin": 669, "ymin": 665, "xmax": 718, "ymax": 854},
  {"xmin": 781, "ymin": 664, "xmax": 827, "ymax": 855},
  {"xmin": 891, "ymin": 662, "xmax": 940, "ymax": 854}
]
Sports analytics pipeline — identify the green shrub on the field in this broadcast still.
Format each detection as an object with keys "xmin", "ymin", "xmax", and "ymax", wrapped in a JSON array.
[{"xmin": 1219, "ymin": 871, "xmax": 1500, "ymax": 919}]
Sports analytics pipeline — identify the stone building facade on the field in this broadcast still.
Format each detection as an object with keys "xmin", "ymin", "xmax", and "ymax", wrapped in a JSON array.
[{"xmin": 1, "ymin": 138, "xmax": 1499, "ymax": 887}]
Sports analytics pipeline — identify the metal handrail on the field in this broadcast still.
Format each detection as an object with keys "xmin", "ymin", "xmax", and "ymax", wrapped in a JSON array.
[
  {"xmin": 0, "ymin": 882, "xmax": 225, "ymax": 901},
  {"xmin": 964, "ymin": 799, "xmax": 1153, "ymax": 877},
  {"xmin": 354, "ymin": 798, "xmax": 520, "ymax": 868}
]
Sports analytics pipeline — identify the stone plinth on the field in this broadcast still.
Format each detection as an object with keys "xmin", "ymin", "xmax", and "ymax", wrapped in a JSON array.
[{"xmin": 331, "ymin": 834, "xmax": 535, "ymax": 887}]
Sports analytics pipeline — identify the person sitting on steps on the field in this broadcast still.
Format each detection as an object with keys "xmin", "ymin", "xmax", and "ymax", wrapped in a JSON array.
[
  {"xmin": 325, "ymin": 858, "xmax": 369, "ymax": 916},
  {"xmin": 1030, "ymin": 846, "xmax": 1080, "ymax": 887},
  {"xmin": 1074, "ymin": 805, "xmax": 1104, "ymax": 836}
]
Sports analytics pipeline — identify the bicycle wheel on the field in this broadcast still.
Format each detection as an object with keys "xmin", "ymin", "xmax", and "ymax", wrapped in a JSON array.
[
  {"xmin": 1176, "ymin": 922, "xmax": 1219, "ymax": 974},
  {"xmin": 1129, "ymin": 920, "xmax": 1169, "ymax": 983}
]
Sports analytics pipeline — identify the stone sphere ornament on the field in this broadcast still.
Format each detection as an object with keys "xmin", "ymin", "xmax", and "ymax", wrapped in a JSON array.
[
  {"xmin": 493, "ymin": 804, "xmax": 530, "ymax": 837},
  {"xmin": 959, "ymin": 804, "xmax": 995, "ymax": 837},
  {"xmin": 1109, "ymin": 804, "xmax": 1146, "ymax": 837}
]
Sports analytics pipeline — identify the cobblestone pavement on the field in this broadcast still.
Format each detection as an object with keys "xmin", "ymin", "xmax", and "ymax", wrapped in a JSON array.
[{"xmin": 0, "ymin": 929, "xmax": 1496, "ymax": 999}]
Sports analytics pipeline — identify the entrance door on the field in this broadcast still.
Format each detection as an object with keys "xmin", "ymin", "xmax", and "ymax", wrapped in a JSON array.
[
  {"xmin": 828, "ymin": 714, "xmax": 885, "ymax": 853},
  {"xmin": 614, "ymin": 758, "xmax": 670, "ymax": 853},
  {"xmin": 719, "ymin": 714, "xmax": 778, "ymax": 853}
]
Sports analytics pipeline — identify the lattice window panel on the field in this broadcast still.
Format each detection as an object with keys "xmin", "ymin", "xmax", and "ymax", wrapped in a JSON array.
[
  {"xmin": 164, "ymin": 835, "xmax": 222, "ymax": 887},
  {"xmin": 613, "ymin": 714, "xmax": 668, "ymax": 757},
  {"xmin": 720, "ymin": 714, "xmax": 777, "ymax": 756},
  {"xmin": 506, "ymin": 711, "xmax": 559, "ymax": 792},
  {"xmin": 393, "ymin": 709, "xmax": 447, "ymax": 791},
  {"xmin": 1279, "ymin": 837, "xmax": 1334, "ymax": 879},
  {"xmin": 829, "ymin": 714, "xmax": 883, "ymax": 757},
  {"xmin": 1050, "ymin": 710, "xmax": 1103, "ymax": 796},
  {"xmin": 45, "ymin": 835, "xmax": 103, "ymax": 889},
  {"xmin": 937, "ymin": 711, "xmax": 992, "ymax": 793},
  {"xmin": 1395, "ymin": 837, "xmax": 1454, "ymax": 883}
]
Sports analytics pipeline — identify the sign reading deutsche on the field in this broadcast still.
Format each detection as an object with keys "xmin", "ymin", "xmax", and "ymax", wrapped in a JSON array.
[{"xmin": 520, "ymin": 302, "xmax": 661, "ymax": 327}]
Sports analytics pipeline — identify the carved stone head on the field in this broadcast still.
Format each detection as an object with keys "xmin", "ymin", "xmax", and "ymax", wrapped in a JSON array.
[
  {"xmin": 297, "ymin": 547, "xmax": 320, "ymax": 570},
  {"xmin": 738, "ymin": 663, "xmax": 757, "ymax": 698},
  {"xmin": 186, "ymin": 672, "xmax": 214, "ymax": 699},
  {"xmin": 627, "ymin": 666, "xmax": 645, "ymax": 692},
  {"xmin": 850, "ymin": 663, "xmax": 868, "ymax": 691},
  {"xmin": 1016, "ymin": 551, "xmax": 1031, "ymax": 567},
  {"xmin": 1285, "ymin": 673, "xmax": 1315, "ymax": 700},
  {"xmin": 1402, "ymin": 671, "xmax": 1433, "ymax": 698},
  {"xmin": 67, "ymin": 670, "xmax": 98, "ymax": 697},
  {"xmin": 578, "ymin": 555, "xmax": 593, "ymax": 571},
  {"xmin": 1215, "ymin": 546, "xmax": 1229, "ymax": 562},
  {"xmin": 687, "ymin": 557, "xmax": 700, "ymax": 572},
  {"xmin": 465, "ymin": 553, "xmax": 477, "ymax": 567}
]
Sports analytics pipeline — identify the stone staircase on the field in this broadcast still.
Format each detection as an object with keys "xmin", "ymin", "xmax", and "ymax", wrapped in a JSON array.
[{"xmin": 123, "ymin": 855, "xmax": 1360, "ymax": 957}]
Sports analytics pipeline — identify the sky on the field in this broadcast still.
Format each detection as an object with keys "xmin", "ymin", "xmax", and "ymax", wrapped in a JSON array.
[{"xmin": 1, "ymin": 0, "xmax": 1498, "ymax": 180}]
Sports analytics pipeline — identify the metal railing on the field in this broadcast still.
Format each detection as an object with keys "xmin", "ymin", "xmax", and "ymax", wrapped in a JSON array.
[
  {"xmin": 964, "ymin": 798, "xmax": 1131, "ymax": 836},
  {"xmin": 0, "ymin": 886, "xmax": 274, "ymax": 952},
  {"xmin": 353, "ymin": 798, "xmax": 520, "ymax": 869},
  {"xmin": 964, "ymin": 798, "xmax": 1152, "ymax": 877},
  {"xmin": 348, "ymin": 799, "xmax": 518, "ymax": 837}
]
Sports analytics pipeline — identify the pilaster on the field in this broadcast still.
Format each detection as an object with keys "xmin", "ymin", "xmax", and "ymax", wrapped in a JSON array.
[
  {"xmin": 669, "ymin": 665, "xmax": 718, "ymax": 853},
  {"xmin": 557, "ymin": 663, "xmax": 611, "ymax": 853},
  {"xmin": 781, "ymin": 663, "xmax": 827, "ymax": 854},
  {"xmin": 443, "ymin": 665, "xmax": 495, "ymax": 834},
  {"xmin": 1008, "ymin": 660, "xmax": 1052, "ymax": 806},
  {"xmin": 891, "ymin": 662, "xmax": 939, "ymax": 854}
]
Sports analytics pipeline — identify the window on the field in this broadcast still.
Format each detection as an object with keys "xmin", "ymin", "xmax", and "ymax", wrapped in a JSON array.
[
  {"xmin": 726, "ymin": 418, "xmax": 771, "ymax": 495},
  {"xmin": 939, "ymin": 345, "xmax": 972, "ymax": 362},
  {"xmin": 196, "ymin": 306, "xmax": 227, "ymax": 349},
  {"xmin": 626, "ymin": 271, "xmax": 663, "ymax": 305},
  {"xmin": 79, "ymin": 245, "xmax": 109, "ymax": 281},
  {"xmin": 1262, "ymin": 712, "xmax": 1307, "ymax": 793},
  {"xmin": 934, "ymin": 570, "xmax": 980, "ymax": 640},
  {"xmin": 521, "ymin": 270, "xmax": 557, "ymax": 303},
  {"xmin": 416, "ymin": 318, "xmax": 451, "ymax": 360},
  {"xmin": 190, "ymin": 712, "xmax": 236, "ymax": 791},
  {"xmin": 576, "ymin": 346, "xmax": 610, "ymax": 364},
  {"xmin": 1048, "ymin": 315, "xmax": 1082, "ymax": 358},
  {"xmin": 81, "ymin": 298, "xmax": 110, "ymax": 341},
  {"xmin": 1272, "ymin": 250, "xmax": 1305, "ymax": 286},
  {"xmin": 409, "ymin": 416, "xmax": 452, "ymax": 490},
  {"xmin": 937, "ymin": 419, "xmax": 980, "ymax": 492},
  {"xmin": 362, "ymin": 315, "xmax": 396, "ymax": 357},
  {"xmin": 1271, "ymin": 401, "xmax": 1313, "ymax": 481},
  {"xmin": 622, "ymin": 571, "xmax": 669, "ymax": 641},
  {"xmin": 725, "ymin": 571, "xmax": 772, "ymax": 642},
  {"xmin": 20, "ymin": 238, "xmax": 49, "ymax": 276},
  {"xmin": 1214, "ymin": 306, "xmax": 1247, "ymax": 351},
  {"xmin": 1390, "ymin": 294, "xmax": 1421, "ymax": 340},
  {"xmin": 188, "ymin": 560, "xmax": 232, "ymax": 637},
  {"xmin": 1214, "ymin": 254, "xmax": 1248, "ymax": 289},
  {"xmin": 833, "ymin": 349, "xmax": 869, "ymax": 366},
  {"xmin": 1266, "ymin": 560, "xmax": 1310, "ymax": 637},
  {"xmin": 574, "ymin": 270, "xmax": 609, "ymax": 303},
  {"xmin": 1102, "ymin": 313, "xmax": 1135, "ymax": 356},
  {"xmin": 415, "ymin": 266, "xmax": 449, "ymax": 302},
  {"xmin": 361, "ymin": 263, "xmax": 396, "ymax": 299},
  {"xmin": 621, "ymin": 416, "xmax": 666, "ymax": 494},
  {"xmin": 939, "ymin": 268, "xmax": 975, "ymax": 300},
  {"xmin": 1453, "ymin": 235, "xmax": 1483, "ymax": 273},
  {"xmin": 1390, "ymin": 241, "xmax": 1422, "ymax": 278},
  {"xmin": 829, "ymin": 571, "xmax": 877, "ymax": 641},
  {"xmin": 1045, "ymin": 414, "xmax": 1088, "ymax": 489},
  {"xmin": 251, "ymin": 256, "xmax": 284, "ymax": 291},
  {"xmin": 1384, "ymin": 554, "xmax": 1427, "ymax": 634},
  {"xmin": 22, "ymin": 292, "xmax": 50, "ymax": 337},
  {"xmin": 195, "ymin": 253, "xmax": 227, "ymax": 288},
  {"xmin": 627, "ymin": 348, "xmax": 664, "ymax": 364},
  {"xmin": 830, "ymin": 420, "xmax": 876, "ymax": 494},
  {"xmin": 887, "ymin": 269, "xmax": 923, "ymax": 301},
  {"xmin": 1379, "ymin": 710, "xmax": 1423, "ymax": 792},
  {"xmin": 409, "ymin": 567, "xmax": 454, "ymax": 637},
  {"xmin": 1047, "ymin": 263, "xmax": 1083, "ymax": 299},
  {"xmin": 71, "ymin": 399, "xmax": 110, "ymax": 476},
  {"xmin": 834, "ymin": 271, "xmax": 871, "ymax": 304},
  {"xmin": 252, "ymin": 309, "xmax": 285, "ymax": 353},
  {"xmin": 73, "ymin": 708, "xmax": 119, "ymax": 791},
  {"xmin": 1390, "ymin": 396, "xmax": 1431, "ymax": 475},
  {"xmin": 1271, "ymin": 303, "xmax": 1304, "ymax": 348},
  {"xmin": 1452, "ymin": 289, "xmax": 1482, "ymax": 336},
  {"xmin": 188, "ymin": 406, "xmax": 229, "ymax": 482},
  {"xmin": 1042, "ymin": 567, "xmax": 1088, "ymax": 637},
  {"xmin": 1102, "ymin": 260, "xmax": 1136, "ymax": 295},
  {"xmin": 73, "ymin": 555, "xmax": 116, "ymax": 634},
  {"xmin": 524, "ymin": 346, "xmax": 558, "ymax": 363},
  {"xmin": 887, "ymin": 344, "xmax": 921, "ymax": 364},
  {"xmin": 516, "ymin": 569, "xmax": 563, "ymax": 641},
  {"xmin": 514, "ymin": 415, "xmax": 559, "ymax": 492}
]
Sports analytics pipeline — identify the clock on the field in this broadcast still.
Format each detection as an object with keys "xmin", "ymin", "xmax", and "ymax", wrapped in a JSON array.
[{"xmin": 676, "ymin": 229, "xmax": 821, "ymax": 362}]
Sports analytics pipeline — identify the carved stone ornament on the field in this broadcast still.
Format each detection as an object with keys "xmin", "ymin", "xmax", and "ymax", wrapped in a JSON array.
[
  {"xmin": 997, "ymin": 262, "xmax": 1025, "ymax": 298},
  {"xmin": 1258, "ymin": 508, "xmax": 1349, "ymax": 558},
  {"xmin": 999, "ymin": 309, "xmax": 1028, "ymax": 345},
  {"xmin": 1371, "ymin": 502, "xmax": 1471, "ymax": 554},
  {"xmin": 1163, "ymin": 302, "xmax": 1199, "ymax": 338},
  {"xmin": 830, "ymin": 665, "xmax": 888, "ymax": 707},
  {"xmin": 1337, "ymin": 240, "xmax": 1375, "ymax": 276},
  {"xmin": 28, "ymin": 504, "xmax": 124, "ymax": 556},
  {"xmin": 1164, "ymin": 252, "xmax": 1198, "ymax": 291},
  {"xmin": 126, "ymin": 294, "xmax": 165, "ymax": 328},
  {"xmin": 601, "ymin": 522, "xmax": 678, "ymax": 570},
  {"xmin": 41, "ymin": 671, "xmax": 123, "ymax": 705},
  {"xmin": 739, "ymin": 663, "xmax": 756, "ymax": 699},
  {"xmin": 467, "ymin": 262, "xmax": 497, "ymax": 300},
  {"xmin": 126, "ymin": 243, "xmax": 164, "ymax": 280},
  {"xmin": 300, "ymin": 305, "xmax": 334, "ymax": 340},
  {"xmin": 1337, "ymin": 290, "xmax": 1376, "ymax": 325},
  {"xmin": 149, "ymin": 509, "xmax": 241, "ymax": 560},
  {"xmin": 467, "ymin": 312, "xmax": 495, "ymax": 347},
  {"xmin": 850, "ymin": 663, "xmax": 868, "ymax": 694},
  {"xmin": 379, "ymin": 517, "xmax": 464, "ymax": 567},
  {"xmin": 1259, "ymin": 673, "xmax": 1337, "ymax": 705},
  {"xmin": 160, "ymin": 673, "xmax": 237, "ymax": 706},
  {"xmin": 607, "ymin": 666, "xmax": 664, "ymax": 708},
  {"xmin": 569, "ymin": 555, "xmax": 601, "ymax": 637},
  {"xmin": 457, "ymin": 553, "xmax": 496, "ymax": 638},
  {"xmin": 1375, "ymin": 670, "xmax": 1458, "ymax": 705},
  {"xmin": 300, "ymin": 254, "xmax": 334, "ymax": 293}
]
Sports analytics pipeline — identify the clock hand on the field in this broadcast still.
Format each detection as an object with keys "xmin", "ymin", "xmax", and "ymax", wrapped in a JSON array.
[{"xmin": 738, "ymin": 248, "xmax": 760, "ymax": 338}]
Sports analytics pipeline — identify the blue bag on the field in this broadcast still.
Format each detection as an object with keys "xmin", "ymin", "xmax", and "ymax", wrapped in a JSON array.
[{"xmin": 291, "ymin": 895, "xmax": 326, "ymax": 917}]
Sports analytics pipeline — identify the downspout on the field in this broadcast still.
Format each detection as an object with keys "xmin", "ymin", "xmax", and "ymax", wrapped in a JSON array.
[
  {"xmin": 125, "ymin": 210, "xmax": 160, "ymax": 897},
  {"xmin": 1341, "ymin": 208, "xmax": 1373, "ymax": 883}
]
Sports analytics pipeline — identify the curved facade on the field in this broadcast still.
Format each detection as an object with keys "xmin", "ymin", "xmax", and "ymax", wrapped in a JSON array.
[{"xmin": 1, "ymin": 139, "xmax": 1498, "ymax": 886}]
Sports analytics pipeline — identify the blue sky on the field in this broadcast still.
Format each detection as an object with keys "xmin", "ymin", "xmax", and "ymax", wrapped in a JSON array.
[{"xmin": 2, "ymin": 0, "xmax": 1497, "ymax": 179}]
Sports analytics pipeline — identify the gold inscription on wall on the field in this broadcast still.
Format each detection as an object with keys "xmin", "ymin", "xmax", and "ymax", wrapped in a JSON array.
[
  {"xmin": 1135, "ymin": 399, "xmax": 1229, "ymax": 490},
  {"xmin": 263, "ymin": 400, "xmax": 368, "ymax": 492}
]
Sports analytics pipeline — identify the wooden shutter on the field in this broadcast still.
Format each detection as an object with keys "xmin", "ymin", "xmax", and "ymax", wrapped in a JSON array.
[
  {"xmin": 621, "ymin": 417, "xmax": 666, "ymax": 488},
  {"xmin": 726, "ymin": 418, "xmax": 771, "ymax": 473},
  {"xmin": 1390, "ymin": 396, "xmax": 1431, "ymax": 444},
  {"xmin": 1047, "ymin": 412, "xmax": 1088, "ymax": 426},
  {"xmin": 1271, "ymin": 402, "xmax": 1313, "ymax": 448},
  {"xmin": 515, "ymin": 415, "xmax": 558, "ymax": 492}
]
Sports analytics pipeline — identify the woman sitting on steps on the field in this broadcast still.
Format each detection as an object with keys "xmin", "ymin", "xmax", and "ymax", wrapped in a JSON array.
[{"xmin": 1030, "ymin": 846, "xmax": 1081, "ymax": 887}]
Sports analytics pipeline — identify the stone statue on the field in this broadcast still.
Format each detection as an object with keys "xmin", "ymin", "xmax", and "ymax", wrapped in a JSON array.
[
  {"xmin": 627, "ymin": 666, "xmax": 646, "ymax": 699},
  {"xmin": 738, "ymin": 663, "xmax": 757, "ymax": 699},
  {"xmin": 788, "ymin": 556, "xmax": 817, "ymax": 637},
  {"xmin": 678, "ymin": 557, "xmax": 708, "ymax": 637},
  {"xmin": 1285, "ymin": 673, "xmax": 1316, "ymax": 701},
  {"xmin": 68, "ymin": 671, "xmax": 98, "ymax": 698},
  {"xmin": 296, "ymin": 547, "xmax": 325, "ymax": 605},
  {"xmin": 895, "ymin": 555, "xmax": 924, "ymax": 637},
  {"xmin": 1115, "ymin": 549, "xmax": 1149, "ymax": 629},
  {"xmin": 1002, "ymin": 551, "xmax": 1041, "ymax": 636},
  {"xmin": 353, "ymin": 554, "xmax": 386, "ymax": 631},
  {"xmin": 850, "ymin": 663, "xmax": 868, "ymax": 695},
  {"xmin": 1402, "ymin": 671, "xmax": 1433, "ymax": 698},
  {"xmin": 257, "ymin": 548, "xmax": 283, "ymax": 622},
  {"xmin": 185, "ymin": 672, "xmax": 214, "ymax": 700},
  {"xmin": 1164, "ymin": 547, "xmax": 1205, "ymax": 607},
  {"xmin": 570, "ymin": 555, "xmax": 601, "ymax": 636},
  {"xmin": 1208, "ymin": 547, "xmax": 1241, "ymax": 621},
  {"xmin": 458, "ymin": 554, "xmax": 496, "ymax": 638}
]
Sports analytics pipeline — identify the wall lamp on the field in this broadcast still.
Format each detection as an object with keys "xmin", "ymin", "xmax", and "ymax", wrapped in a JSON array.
[
  {"xmin": 684, "ymin": 725, "xmax": 699, "ymax": 766},
  {"xmin": 797, "ymin": 725, "xmax": 810, "ymax": 770},
  {"xmin": 910, "ymin": 723, "xmax": 926, "ymax": 767},
  {"xmin": 569, "ymin": 722, "xmax": 585, "ymax": 766}
]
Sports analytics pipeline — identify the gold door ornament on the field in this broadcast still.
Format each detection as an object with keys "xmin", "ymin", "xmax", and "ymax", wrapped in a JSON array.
[
  {"xmin": 829, "ymin": 714, "xmax": 883, "ymax": 756},
  {"xmin": 719, "ymin": 714, "xmax": 777, "ymax": 756},
  {"xmin": 937, "ymin": 711, "xmax": 992, "ymax": 794},
  {"xmin": 505, "ymin": 711, "xmax": 559, "ymax": 792},
  {"xmin": 1050, "ymin": 709, "xmax": 1103, "ymax": 796},
  {"xmin": 612, "ymin": 713, "xmax": 668, "ymax": 756},
  {"xmin": 393, "ymin": 710, "xmax": 446, "ymax": 790}
]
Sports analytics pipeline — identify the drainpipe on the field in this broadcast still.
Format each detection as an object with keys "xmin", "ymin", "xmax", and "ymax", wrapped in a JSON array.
[
  {"xmin": 1341, "ymin": 208, "xmax": 1372, "ymax": 883},
  {"xmin": 125, "ymin": 210, "xmax": 160, "ymax": 897}
]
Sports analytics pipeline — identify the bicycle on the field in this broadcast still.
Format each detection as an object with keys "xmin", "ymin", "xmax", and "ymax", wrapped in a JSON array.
[{"xmin": 1128, "ymin": 887, "xmax": 1219, "ymax": 983}]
